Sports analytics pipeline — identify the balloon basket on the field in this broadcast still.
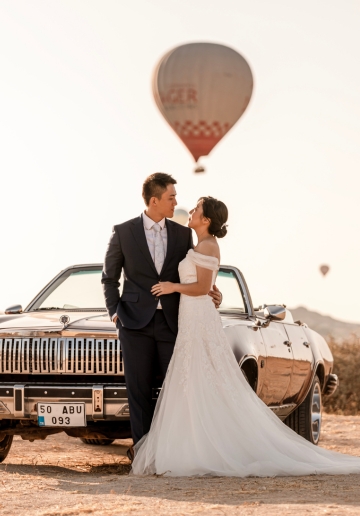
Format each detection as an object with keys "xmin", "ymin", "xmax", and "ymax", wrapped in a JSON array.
[{"xmin": 194, "ymin": 165, "xmax": 205, "ymax": 173}]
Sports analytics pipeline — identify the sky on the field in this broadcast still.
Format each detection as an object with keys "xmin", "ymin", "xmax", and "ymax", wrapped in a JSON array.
[{"xmin": 0, "ymin": 0, "xmax": 360, "ymax": 322}]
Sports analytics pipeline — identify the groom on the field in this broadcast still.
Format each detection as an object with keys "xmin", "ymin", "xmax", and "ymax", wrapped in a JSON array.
[{"xmin": 101, "ymin": 173, "xmax": 221, "ymax": 459}]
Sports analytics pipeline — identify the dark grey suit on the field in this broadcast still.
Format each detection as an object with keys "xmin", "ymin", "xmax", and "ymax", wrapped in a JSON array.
[{"xmin": 102, "ymin": 215, "xmax": 193, "ymax": 443}]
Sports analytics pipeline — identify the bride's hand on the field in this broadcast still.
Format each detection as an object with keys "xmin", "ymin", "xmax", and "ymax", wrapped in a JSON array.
[{"xmin": 151, "ymin": 282, "xmax": 175, "ymax": 296}]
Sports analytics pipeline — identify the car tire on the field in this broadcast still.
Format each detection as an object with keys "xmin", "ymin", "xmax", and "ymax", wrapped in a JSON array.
[
  {"xmin": 79, "ymin": 438, "xmax": 115, "ymax": 445},
  {"xmin": 240, "ymin": 360, "xmax": 257, "ymax": 392},
  {"xmin": 0, "ymin": 435, "xmax": 13, "ymax": 463},
  {"xmin": 284, "ymin": 374, "xmax": 322, "ymax": 445}
]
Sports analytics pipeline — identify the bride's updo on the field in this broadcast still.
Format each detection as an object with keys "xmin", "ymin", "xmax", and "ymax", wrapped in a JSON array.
[{"xmin": 199, "ymin": 196, "xmax": 228, "ymax": 238}]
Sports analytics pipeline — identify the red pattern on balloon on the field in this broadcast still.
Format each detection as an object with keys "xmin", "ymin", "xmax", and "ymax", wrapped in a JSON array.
[{"xmin": 172, "ymin": 120, "xmax": 230, "ymax": 161}]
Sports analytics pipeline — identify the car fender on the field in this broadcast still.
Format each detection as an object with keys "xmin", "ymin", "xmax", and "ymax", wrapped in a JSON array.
[
  {"xmin": 223, "ymin": 321, "xmax": 266, "ymax": 394},
  {"xmin": 295, "ymin": 326, "xmax": 333, "ymax": 404}
]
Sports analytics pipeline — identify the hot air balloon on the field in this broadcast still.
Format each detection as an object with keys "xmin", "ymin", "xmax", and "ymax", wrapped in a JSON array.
[
  {"xmin": 173, "ymin": 208, "xmax": 189, "ymax": 226},
  {"xmin": 152, "ymin": 43, "xmax": 253, "ymax": 172},
  {"xmin": 320, "ymin": 265, "xmax": 330, "ymax": 277}
]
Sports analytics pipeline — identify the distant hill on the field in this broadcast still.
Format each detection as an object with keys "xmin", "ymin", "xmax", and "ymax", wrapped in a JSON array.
[{"xmin": 290, "ymin": 306, "xmax": 360, "ymax": 341}]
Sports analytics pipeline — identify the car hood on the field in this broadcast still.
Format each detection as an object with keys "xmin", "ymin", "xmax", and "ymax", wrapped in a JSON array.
[
  {"xmin": 0, "ymin": 310, "xmax": 251, "ymax": 338},
  {"xmin": 0, "ymin": 311, "xmax": 114, "ymax": 337}
]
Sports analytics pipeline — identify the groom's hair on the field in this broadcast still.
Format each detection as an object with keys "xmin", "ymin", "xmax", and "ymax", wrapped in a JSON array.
[{"xmin": 142, "ymin": 173, "xmax": 177, "ymax": 206}]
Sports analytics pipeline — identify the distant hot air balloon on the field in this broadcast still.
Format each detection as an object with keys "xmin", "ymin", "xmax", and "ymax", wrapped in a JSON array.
[
  {"xmin": 173, "ymin": 208, "xmax": 189, "ymax": 226},
  {"xmin": 152, "ymin": 42, "xmax": 253, "ymax": 172},
  {"xmin": 320, "ymin": 265, "xmax": 330, "ymax": 277}
]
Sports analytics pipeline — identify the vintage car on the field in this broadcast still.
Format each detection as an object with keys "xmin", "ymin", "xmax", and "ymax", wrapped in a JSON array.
[{"xmin": 0, "ymin": 263, "xmax": 338, "ymax": 463}]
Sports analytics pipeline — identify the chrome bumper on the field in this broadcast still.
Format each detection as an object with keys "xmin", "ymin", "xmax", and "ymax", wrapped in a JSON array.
[{"xmin": 0, "ymin": 384, "xmax": 130, "ymax": 421}]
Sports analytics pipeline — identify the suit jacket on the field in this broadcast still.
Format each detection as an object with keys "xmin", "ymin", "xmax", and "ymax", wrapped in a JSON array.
[{"xmin": 101, "ymin": 215, "xmax": 193, "ymax": 334}]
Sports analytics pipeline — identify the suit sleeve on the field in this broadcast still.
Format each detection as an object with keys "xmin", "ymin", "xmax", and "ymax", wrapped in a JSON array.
[
  {"xmin": 101, "ymin": 226, "xmax": 124, "ymax": 321},
  {"xmin": 187, "ymin": 227, "xmax": 194, "ymax": 251}
]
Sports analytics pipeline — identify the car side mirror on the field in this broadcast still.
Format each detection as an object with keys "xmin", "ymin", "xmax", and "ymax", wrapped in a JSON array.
[
  {"xmin": 264, "ymin": 305, "xmax": 286, "ymax": 321},
  {"xmin": 4, "ymin": 304, "xmax": 23, "ymax": 315}
]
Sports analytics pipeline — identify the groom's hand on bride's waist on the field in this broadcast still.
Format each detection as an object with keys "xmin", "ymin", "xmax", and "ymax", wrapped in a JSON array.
[{"xmin": 208, "ymin": 285, "xmax": 222, "ymax": 308}]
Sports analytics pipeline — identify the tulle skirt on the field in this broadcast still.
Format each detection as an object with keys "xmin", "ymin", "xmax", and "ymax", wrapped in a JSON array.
[{"xmin": 132, "ymin": 295, "xmax": 360, "ymax": 477}]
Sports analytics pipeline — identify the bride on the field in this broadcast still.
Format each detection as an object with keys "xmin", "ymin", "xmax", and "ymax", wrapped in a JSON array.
[{"xmin": 131, "ymin": 196, "xmax": 360, "ymax": 477}]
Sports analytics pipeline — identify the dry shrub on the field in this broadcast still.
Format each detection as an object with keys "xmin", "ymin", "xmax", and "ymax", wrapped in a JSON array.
[{"xmin": 323, "ymin": 336, "xmax": 360, "ymax": 415}]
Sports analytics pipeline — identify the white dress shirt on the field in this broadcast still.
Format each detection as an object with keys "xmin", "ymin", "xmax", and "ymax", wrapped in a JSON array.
[
  {"xmin": 142, "ymin": 211, "xmax": 167, "ymax": 308},
  {"xmin": 142, "ymin": 211, "xmax": 167, "ymax": 262}
]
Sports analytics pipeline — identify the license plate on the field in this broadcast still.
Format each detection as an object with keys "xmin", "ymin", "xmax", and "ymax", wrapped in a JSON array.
[{"xmin": 37, "ymin": 403, "xmax": 86, "ymax": 427}]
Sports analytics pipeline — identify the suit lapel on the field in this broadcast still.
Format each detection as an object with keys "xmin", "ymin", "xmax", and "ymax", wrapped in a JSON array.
[
  {"xmin": 130, "ymin": 216, "xmax": 158, "ymax": 275},
  {"xmin": 161, "ymin": 219, "xmax": 178, "ymax": 275}
]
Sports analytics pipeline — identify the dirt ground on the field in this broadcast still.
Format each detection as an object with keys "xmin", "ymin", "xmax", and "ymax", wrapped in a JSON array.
[{"xmin": 1, "ymin": 414, "xmax": 360, "ymax": 515}]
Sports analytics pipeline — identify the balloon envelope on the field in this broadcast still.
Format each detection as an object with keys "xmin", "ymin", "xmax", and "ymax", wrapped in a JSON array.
[
  {"xmin": 173, "ymin": 208, "xmax": 189, "ymax": 226},
  {"xmin": 320, "ymin": 265, "xmax": 330, "ymax": 277},
  {"xmin": 152, "ymin": 42, "xmax": 253, "ymax": 162}
]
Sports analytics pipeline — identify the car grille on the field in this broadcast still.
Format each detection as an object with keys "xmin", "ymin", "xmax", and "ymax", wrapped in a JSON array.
[{"xmin": 0, "ymin": 337, "xmax": 123, "ymax": 375}]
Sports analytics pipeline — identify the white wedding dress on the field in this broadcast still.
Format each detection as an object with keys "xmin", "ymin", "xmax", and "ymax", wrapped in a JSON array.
[{"xmin": 132, "ymin": 249, "xmax": 360, "ymax": 477}]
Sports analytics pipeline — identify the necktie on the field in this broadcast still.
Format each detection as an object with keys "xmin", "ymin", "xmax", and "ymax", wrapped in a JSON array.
[{"xmin": 153, "ymin": 223, "xmax": 165, "ymax": 275}]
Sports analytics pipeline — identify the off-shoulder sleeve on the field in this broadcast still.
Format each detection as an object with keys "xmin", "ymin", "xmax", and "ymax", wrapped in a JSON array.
[{"xmin": 187, "ymin": 249, "xmax": 219, "ymax": 271}]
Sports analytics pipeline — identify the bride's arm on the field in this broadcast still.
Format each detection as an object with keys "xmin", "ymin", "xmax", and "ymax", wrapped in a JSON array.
[
  {"xmin": 151, "ymin": 241, "xmax": 219, "ymax": 298},
  {"xmin": 151, "ymin": 265, "xmax": 213, "ymax": 297}
]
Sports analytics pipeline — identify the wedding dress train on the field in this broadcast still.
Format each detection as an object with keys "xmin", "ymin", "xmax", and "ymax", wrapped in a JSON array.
[{"xmin": 132, "ymin": 249, "xmax": 360, "ymax": 477}]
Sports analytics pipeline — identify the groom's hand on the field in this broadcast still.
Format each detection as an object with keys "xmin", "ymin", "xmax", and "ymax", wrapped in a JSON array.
[{"xmin": 208, "ymin": 285, "xmax": 222, "ymax": 308}]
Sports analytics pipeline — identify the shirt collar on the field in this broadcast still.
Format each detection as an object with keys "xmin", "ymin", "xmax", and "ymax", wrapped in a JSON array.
[{"xmin": 142, "ymin": 211, "xmax": 166, "ymax": 230}]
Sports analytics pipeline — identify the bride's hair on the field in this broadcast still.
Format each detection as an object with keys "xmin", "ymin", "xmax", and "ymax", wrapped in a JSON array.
[{"xmin": 199, "ymin": 196, "xmax": 228, "ymax": 238}]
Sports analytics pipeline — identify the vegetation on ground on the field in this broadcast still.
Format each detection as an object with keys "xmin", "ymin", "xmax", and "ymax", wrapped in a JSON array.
[{"xmin": 324, "ymin": 337, "xmax": 360, "ymax": 415}]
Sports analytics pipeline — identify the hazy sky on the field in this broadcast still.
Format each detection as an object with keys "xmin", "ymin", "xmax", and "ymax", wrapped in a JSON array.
[{"xmin": 1, "ymin": 0, "xmax": 360, "ymax": 322}]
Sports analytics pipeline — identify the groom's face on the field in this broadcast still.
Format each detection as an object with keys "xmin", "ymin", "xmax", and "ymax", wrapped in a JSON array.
[{"xmin": 156, "ymin": 184, "xmax": 177, "ymax": 218}]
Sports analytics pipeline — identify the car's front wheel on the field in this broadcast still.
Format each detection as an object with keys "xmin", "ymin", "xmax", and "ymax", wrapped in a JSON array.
[
  {"xmin": 0, "ymin": 435, "xmax": 13, "ymax": 463},
  {"xmin": 284, "ymin": 375, "xmax": 322, "ymax": 445},
  {"xmin": 80, "ymin": 438, "xmax": 115, "ymax": 446}
]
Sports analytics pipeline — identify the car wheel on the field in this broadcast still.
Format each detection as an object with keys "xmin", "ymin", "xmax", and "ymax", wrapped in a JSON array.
[
  {"xmin": 241, "ymin": 368, "xmax": 250, "ymax": 384},
  {"xmin": 284, "ymin": 374, "xmax": 322, "ymax": 445},
  {"xmin": 240, "ymin": 360, "xmax": 257, "ymax": 392},
  {"xmin": 79, "ymin": 438, "xmax": 115, "ymax": 445},
  {"xmin": 0, "ymin": 435, "xmax": 14, "ymax": 463}
]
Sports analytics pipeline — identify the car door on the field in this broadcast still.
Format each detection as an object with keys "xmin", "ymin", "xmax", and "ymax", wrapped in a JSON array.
[
  {"xmin": 282, "ymin": 324, "xmax": 313, "ymax": 404},
  {"xmin": 259, "ymin": 322, "xmax": 294, "ymax": 406}
]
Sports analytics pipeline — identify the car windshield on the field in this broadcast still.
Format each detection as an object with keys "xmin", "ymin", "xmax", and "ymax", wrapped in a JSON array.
[
  {"xmin": 31, "ymin": 269, "xmax": 106, "ymax": 311},
  {"xmin": 29, "ymin": 266, "xmax": 247, "ymax": 313},
  {"xmin": 216, "ymin": 269, "xmax": 247, "ymax": 313}
]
